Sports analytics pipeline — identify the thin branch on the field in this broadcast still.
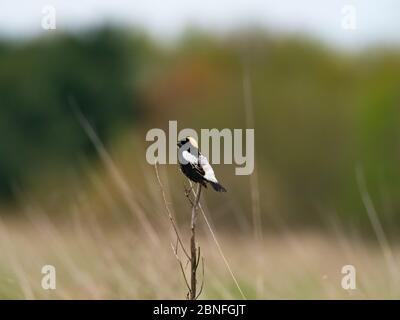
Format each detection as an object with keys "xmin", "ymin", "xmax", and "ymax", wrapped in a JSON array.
[
  {"xmin": 195, "ymin": 246, "xmax": 201, "ymax": 271},
  {"xmin": 174, "ymin": 236, "xmax": 179, "ymax": 256},
  {"xmin": 155, "ymin": 163, "xmax": 190, "ymax": 259},
  {"xmin": 188, "ymin": 180, "xmax": 247, "ymax": 300},
  {"xmin": 190, "ymin": 183, "xmax": 202, "ymax": 300},
  {"xmin": 195, "ymin": 257, "xmax": 205, "ymax": 300},
  {"xmin": 184, "ymin": 184, "xmax": 195, "ymax": 206},
  {"xmin": 170, "ymin": 243, "xmax": 191, "ymax": 293}
]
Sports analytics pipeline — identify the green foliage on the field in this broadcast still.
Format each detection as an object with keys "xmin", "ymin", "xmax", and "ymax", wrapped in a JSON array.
[
  {"xmin": 1, "ymin": 26, "xmax": 400, "ymax": 230},
  {"xmin": 139, "ymin": 31, "xmax": 400, "ymax": 230},
  {"xmin": 0, "ymin": 27, "xmax": 141, "ymax": 200}
]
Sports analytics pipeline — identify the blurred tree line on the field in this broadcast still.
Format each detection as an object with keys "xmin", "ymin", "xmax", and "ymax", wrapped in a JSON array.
[
  {"xmin": 0, "ymin": 26, "xmax": 399, "ymax": 232},
  {"xmin": 0, "ymin": 27, "xmax": 142, "ymax": 200},
  {"xmin": 139, "ymin": 30, "xmax": 400, "ymax": 232}
]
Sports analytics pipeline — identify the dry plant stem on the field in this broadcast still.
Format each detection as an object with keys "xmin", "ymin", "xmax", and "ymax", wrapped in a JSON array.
[
  {"xmin": 171, "ymin": 243, "xmax": 191, "ymax": 293},
  {"xmin": 242, "ymin": 67, "xmax": 262, "ymax": 242},
  {"xmin": 188, "ymin": 180, "xmax": 246, "ymax": 299},
  {"xmin": 154, "ymin": 163, "xmax": 190, "ymax": 259},
  {"xmin": 155, "ymin": 164, "xmax": 203, "ymax": 299},
  {"xmin": 72, "ymin": 101, "xmax": 159, "ymax": 246},
  {"xmin": 356, "ymin": 166, "xmax": 399, "ymax": 282},
  {"xmin": 190, "ymin": 183, "xmax": 202, "ymax": 300},
  {"xmin": 195, "ymin": 257, "xmax": 205, "ymax": 300}
]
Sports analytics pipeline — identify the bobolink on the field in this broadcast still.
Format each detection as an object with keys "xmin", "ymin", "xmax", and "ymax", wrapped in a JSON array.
[{"xmin": 177, "ymin": 136, "xmax": 227, "ymax": 192}]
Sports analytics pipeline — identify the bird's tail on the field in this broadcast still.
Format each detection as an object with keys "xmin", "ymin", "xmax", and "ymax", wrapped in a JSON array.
[{"xmin": 210, "ymin": 181, "xmax": 227, "ymax": 192}]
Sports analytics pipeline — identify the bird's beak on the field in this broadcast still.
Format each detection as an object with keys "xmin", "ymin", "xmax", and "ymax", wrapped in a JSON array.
[{"xmin": 177, "ymin": 140, "xmax": 183, "ymax": 148}]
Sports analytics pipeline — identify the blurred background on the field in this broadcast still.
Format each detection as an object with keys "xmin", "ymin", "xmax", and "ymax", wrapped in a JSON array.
[{"xmin": 0, "ymin": 0, "xmax": 400, "ymax": 299}]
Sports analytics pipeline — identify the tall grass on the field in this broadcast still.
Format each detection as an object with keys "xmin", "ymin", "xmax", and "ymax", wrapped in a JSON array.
[
  {"xmin": 0, "ymin": 214, "xmax": 399, "ymax": 299},
  {"xmin": 0, "ymin": 112, "xmax": 398, "ymax": 299}
]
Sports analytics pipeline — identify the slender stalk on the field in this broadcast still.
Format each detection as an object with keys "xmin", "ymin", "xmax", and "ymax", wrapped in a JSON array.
[
  {"xmin": 188, "ymin": 180, "xmax": 246, "ymax": 299},
  {"xmin": 154, "ymin": 163, "xmax": 190, "ymax": 259},
  {"xmin": 242, "ymin": 66, "xmax": 262, "ymax": 242},
  {"xmin": 190, "ymin": 183, "xmax": 202, "ymax": 300}
]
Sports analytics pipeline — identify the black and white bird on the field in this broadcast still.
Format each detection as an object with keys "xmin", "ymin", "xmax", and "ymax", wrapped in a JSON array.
[{"xmin": 177, "ymin": 136, "xmax": 227, "ymax": 192}]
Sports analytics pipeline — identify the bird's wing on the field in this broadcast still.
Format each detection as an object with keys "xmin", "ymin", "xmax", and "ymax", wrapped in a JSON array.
[
  {"xmin": 182, "ymin": 151, "xmax": 205, "ymax": 176},
  {"xmin": 198, "ymin": 154, "xmax": 218, "ymax": 183}
]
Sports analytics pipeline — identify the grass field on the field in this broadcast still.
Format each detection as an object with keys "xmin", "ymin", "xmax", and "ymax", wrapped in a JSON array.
[
  {"xmin": 0, "ymin": 212, "xmax": 398, "ymax": 299},
  {"xmin": 0, "ymin": 134, "xmax": 398, "ymax": 300}
]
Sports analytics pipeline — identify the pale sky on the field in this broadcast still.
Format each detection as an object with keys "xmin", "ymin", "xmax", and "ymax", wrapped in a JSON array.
[{"xmin": 0, "ymin": 0, "xmax": 399, "ymax": 49}]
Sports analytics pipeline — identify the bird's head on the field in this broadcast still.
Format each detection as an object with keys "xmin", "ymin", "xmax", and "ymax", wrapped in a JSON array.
[{"xmin": 177, "ymin": 136, "xmax": 199, "ymax": 149}]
